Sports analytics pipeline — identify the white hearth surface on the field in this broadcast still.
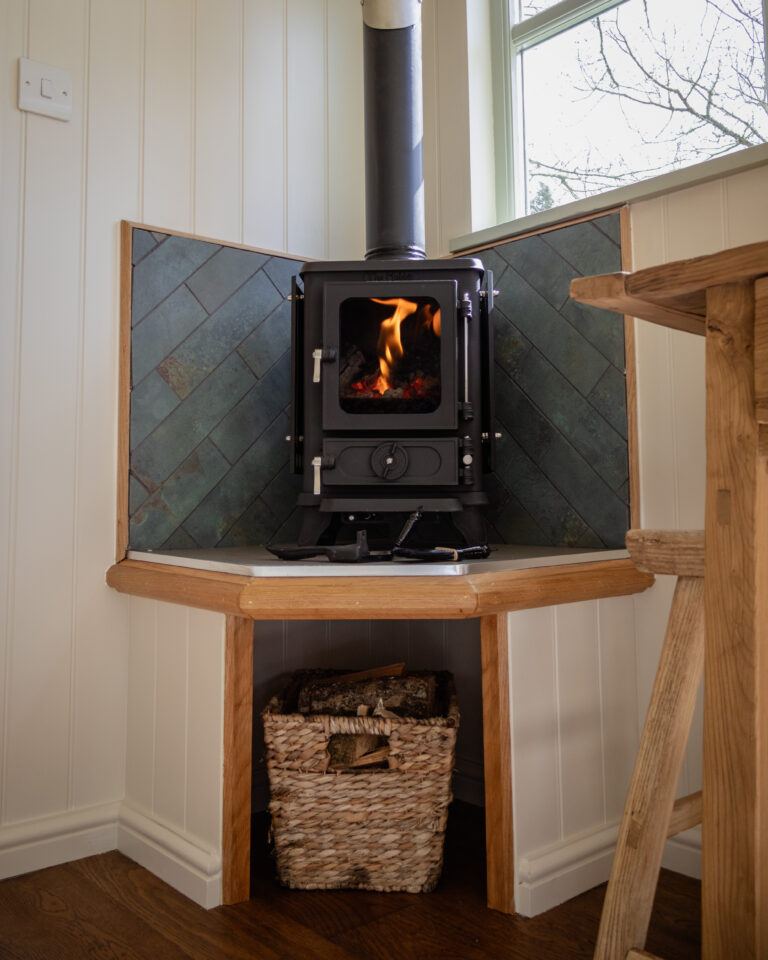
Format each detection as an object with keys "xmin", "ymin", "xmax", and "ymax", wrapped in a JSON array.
[{"xmin": 126, "ymin": 544, "xmax": 629, "ymax": 578}]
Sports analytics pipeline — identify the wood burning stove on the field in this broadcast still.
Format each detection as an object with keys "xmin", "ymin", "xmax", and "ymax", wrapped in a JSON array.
[{"xmin": 279, "ymin": 0, "xmax": 497, "ymax": 555}]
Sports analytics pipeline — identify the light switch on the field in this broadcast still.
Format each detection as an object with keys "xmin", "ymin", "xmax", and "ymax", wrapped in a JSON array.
[{"xmin": 18, "ymin": 58, "xmax": 72, "ymax": 121}]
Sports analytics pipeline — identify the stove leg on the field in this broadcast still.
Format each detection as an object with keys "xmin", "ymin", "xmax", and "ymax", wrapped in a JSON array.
[
  {"xmin": 297, "ymin": 507, "xmax": 334, "ymax": 546},
  {"xmin": 451, "ymin": 506, "xmax": 487, "ymax": 547}
]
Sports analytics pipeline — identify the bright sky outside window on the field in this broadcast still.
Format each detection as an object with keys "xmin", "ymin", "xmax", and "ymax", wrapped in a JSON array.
[{"xmin": 513, "ymin": 0, "xmax": 767, "ymax": 215}]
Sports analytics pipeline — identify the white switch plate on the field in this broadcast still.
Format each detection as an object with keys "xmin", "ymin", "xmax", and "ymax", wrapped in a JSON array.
[{"xmin": 18, "ymin": 58, "xmax": 72, "ymax": 121}]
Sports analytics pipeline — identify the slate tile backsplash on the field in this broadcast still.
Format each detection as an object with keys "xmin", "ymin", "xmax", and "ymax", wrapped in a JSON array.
[{"xmin": 128, "ymin": 215, "xmax": 628, "ymax": 551}]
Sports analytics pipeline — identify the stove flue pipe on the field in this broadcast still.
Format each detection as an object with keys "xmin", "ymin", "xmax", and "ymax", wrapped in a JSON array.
[{"xmin": 362, "ymin": 0, "xmax": 426, "ymax": 260}]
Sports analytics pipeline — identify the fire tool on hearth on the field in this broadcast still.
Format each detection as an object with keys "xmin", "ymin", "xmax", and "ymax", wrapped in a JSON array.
[{"xmin": 272, "ymin": 0, "xmax": 497, "ymax": 561}]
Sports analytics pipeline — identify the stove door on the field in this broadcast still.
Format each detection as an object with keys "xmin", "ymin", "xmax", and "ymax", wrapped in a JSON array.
[{"xmin": 320, "ymin": 280, "xmax": 458, "ymax": 431}]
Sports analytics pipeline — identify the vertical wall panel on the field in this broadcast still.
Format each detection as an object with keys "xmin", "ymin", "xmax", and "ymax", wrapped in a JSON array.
[
  {"xmin": 153, "ymin": 603, "xmax": 189, "ymax": 827},
  {"xmin": 555, "ymin": 602, "xmax": 604, "ymax": 837},
  {"xmin": 71, "ymin": 0, "xmax": 141, "ymax": 811},
  {"xmin": 327, "ymin": 0, "xmax": 364, "ymax": 259},
  {"xmin": 420, "ymin": 0, "xmax": 471, "ymax": 256},
  {"xmin": 4, "ymin": 0, "xmax": 88, "ymax": 823},
  {"xmin": 597, "ymin": 596, "xmax": 639, "ymax": 822},
  {"xmin": 143, "ymin": 0, "xmax": 194, "ymax": 230},
  {"xmin": 0, "ymin": 0, "xmax": 26, "ymax": 825},
  {"xmin": 286, "ymin": 0, "xmax": 327, "ymax": 258},
  {"xmin": 126, "ymin": 598, "xmax": 157, "ymax": 813},
  {"xmin": 194, "ymin": 0, "xmax": 242, "ymax": 240},
  {"xmin": 243, "ymin": 0, "xmax": 286, "ymax": 251},
  {"xmin": 509, "ymin": 607, "xmax": 561, "ymax": 853},
  {"xmin": 724, "ymin": 165, "xmax": 768, "ymax": 245},
  {"xmin": 185, "ymin": 608, "xmax": 224, "ymax": 847}
]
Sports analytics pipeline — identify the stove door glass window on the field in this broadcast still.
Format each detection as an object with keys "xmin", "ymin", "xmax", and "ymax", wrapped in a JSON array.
[{"xmin": 339, "ymin": 296, "xmax": 441, "ymax": 414}]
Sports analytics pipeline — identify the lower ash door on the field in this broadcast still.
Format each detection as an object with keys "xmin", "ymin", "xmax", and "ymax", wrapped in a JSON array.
[{"xmin": 321, "ymin": 438, "xmax": 458, "ymax": 486}]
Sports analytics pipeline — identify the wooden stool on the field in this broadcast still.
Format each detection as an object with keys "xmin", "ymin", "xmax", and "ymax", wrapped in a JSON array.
[{"xmin": 594, "ymin": 530, "xmax": 705, "ymax": 960}]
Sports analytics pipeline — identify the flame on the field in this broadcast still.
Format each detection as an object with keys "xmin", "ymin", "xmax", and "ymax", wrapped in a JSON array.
[
  {"xmin": 371, "ymin": 297, "xmax": 418, "ymax": 392},
  {"xmin": 423, "ymin": 302, "xmax": 441, "ymax": 338}
]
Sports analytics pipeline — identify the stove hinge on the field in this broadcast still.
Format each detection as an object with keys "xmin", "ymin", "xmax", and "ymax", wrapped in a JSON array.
[{"xmin": 288, "ymin": 276, "xmax": 305, "ymax": 472}]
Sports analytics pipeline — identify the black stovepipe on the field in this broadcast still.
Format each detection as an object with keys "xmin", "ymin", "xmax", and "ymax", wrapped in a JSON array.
[{"xmin": 363, "ymin": 0, "xmax": 426, "ymax": 260}]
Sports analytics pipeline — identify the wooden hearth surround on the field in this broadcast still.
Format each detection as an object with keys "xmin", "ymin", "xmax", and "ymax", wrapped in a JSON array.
[
  {"xmin": 571, "ymin": 239, "xmax": 768, "ymax": 959},
  {"xmin": 107, "ymin": 557, "xmax": 654, "ymax": 911},
  {"xmin": 111, "ymin": 214, "xmax": 651, "ymax": 913}
]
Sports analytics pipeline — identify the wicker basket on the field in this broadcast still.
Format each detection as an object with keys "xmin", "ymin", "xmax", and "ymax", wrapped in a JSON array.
[{"xmin": 262, "ymin": 670, "xmax": 459, "ymax": 893}]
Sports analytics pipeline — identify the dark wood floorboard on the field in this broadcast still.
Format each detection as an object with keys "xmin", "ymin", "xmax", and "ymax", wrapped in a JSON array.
[{"xmin": 0, "ymin": 803, "xmax": 701, "ymax": 960}]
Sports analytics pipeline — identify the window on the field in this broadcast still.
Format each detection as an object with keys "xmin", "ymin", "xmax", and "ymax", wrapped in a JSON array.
[{"xmin": 492, "ymin": 0, "xmax": 768, "ymax": 218}]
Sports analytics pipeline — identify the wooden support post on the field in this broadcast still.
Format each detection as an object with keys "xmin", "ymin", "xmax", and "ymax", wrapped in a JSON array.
[
  {"xmin": 480, "ymin": 613, "xmax": 515, "ymax": 914},
  {"xmin": 221, "ymin": 615, "xmax": 254, "ymax": 904},
  {"xmin": 593, "ymin": 576, "xmax": 705, "ymax": 960},
  {"xmin": 703, "ymin": 280, "xmax": 768, "ymax": 959}
]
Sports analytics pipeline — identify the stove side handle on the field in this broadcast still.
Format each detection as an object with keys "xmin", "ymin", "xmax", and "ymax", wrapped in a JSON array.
[
  {"xmin": 480, "ymin": 269, "xmax": 497, "ymax": 474},
  {"xmin": 288, "ymin": 275, "xmax": 304, "ymax": 473}
]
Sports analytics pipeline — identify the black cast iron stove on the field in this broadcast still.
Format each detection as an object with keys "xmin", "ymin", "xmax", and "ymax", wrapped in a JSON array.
[{"xmin": 280, "ymin": 0, "xmax": 496, "ymax": 558}]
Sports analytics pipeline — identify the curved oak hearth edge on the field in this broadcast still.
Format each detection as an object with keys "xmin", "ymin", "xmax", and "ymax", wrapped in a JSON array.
[
  {"xmin": 105, "ymin": 557, "xmax": 653, "ymax": 913},
  {"xmin": 105, "ymin": 557, "xmax": 653, "ymax": 619}
]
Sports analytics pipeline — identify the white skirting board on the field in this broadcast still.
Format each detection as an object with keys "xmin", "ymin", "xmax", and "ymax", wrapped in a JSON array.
[
  {"xmin": 515, "ymin": 821, "xmax": 702, "ymax": 917},
  {"xmin": 117, "ymin": 802, "xmax": 222, "ymax": 909},
  {"xmin": 0, "ymin": 801, "xmax": 120, "ymax": 881}
]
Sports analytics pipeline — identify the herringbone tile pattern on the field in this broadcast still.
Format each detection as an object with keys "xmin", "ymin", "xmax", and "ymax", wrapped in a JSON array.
[
  {"xmin": 129, "ymin": 230, "xmax": 302, "ymax": 551},
  {"xmin": 127, "ymin": 215, "xmax": 628, "ymax": 551},
  {"xmin": 479, "ymin": 213, "xmax": 629, "ymax": 547}
]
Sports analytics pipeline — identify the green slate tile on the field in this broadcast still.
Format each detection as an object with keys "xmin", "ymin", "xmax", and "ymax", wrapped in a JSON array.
[
  {"xmin": 159, "ymin": 270, "xmax": 282, "ymax": 399},
  {"xmin": 560, "ymin": 298, "xmax": 626, "ymax": 370},
  {"xmin": 186, "ymin": 245, "xmax": 267, "ymax": 313},
  {"xmin": 238, "ymin": 300, "xmax": 291, "ymax": 379},
  {"xmin": 263, "ymin": 256, "xmax": 300, "ymax": 298},
  {"xmin": 130, "ymin": 370, "xmax": 180, "ymax": 449},
  {"xmin": 542, "ymin": 219, "xmax": 621, "ymax": 277},
  {"xmin": 516, "ymin": 349, "xmax": 628, "ymax": 492},
  {"xmin": 157, "ymin": 438, "xmax": 230, "ymax": 522},
  {"xmin": 129, "ymin": 492, "xmax": 183, "ymax": 550},
  {"xmin": 132, "ymin": 235, "xmax": 218, "ymax": 323},
  {"xmin": 132, "ymin": 229, "xmax": 158, "ymax": 265},
  {"xmin": 592, "ymin": 213, "xmax": 621, "ymax": 246},
  {"xmin": 210, "ymin": 352, "xmax": 290, "ymax": 464},
  {"xmin": 589, "ymin": 364, "xmax": 628, "ymax": 440},
  {"xmin": 131, "ymin": 352, "xmax": 255, "ymax": 486},
  {"xmin": 496, "ymin": 269, "xmax": 610, "ymax": 397},
  {"xmin": 496, "ymin": 234, "xmax": 577, "ymax": 311},
  {"xmin": 493, "ymin": 310, "xmax": 532, "ymax": 379},
  {"xmin": 129, "ymin": 475, "xmax": 150, "ymax": 514},
  {"xmin": 184, "ymin": 412, "xmax": 290, "ymax": 546},
  {"xmin": 497, "ymin": 375, "xmax": 628, "ymax": 544},
  {"xmin": 132, "ymin": 285, "xmax": 207, "ymax": 386}
]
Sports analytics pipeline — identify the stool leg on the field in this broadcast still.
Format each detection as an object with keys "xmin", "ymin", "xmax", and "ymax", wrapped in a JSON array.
[{"xmin": 594, "ymin": 576, "xmax": 705, "ymax": 960}]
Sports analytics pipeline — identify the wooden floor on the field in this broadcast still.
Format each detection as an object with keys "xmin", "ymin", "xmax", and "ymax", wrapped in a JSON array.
[{"xmin": 0, "ymin": 804, "xmax": 700, "ymax": 960}]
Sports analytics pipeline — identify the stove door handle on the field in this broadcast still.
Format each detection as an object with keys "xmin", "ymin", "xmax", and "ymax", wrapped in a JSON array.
[{"xmin": 312, "ymin": 347, "xmax": 337, "ymax": 383}]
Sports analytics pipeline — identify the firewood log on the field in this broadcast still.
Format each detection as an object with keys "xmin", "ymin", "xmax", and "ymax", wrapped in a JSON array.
[{"xmin": 298, "ymin": 672, "xmax": 436, "ymax": 718}]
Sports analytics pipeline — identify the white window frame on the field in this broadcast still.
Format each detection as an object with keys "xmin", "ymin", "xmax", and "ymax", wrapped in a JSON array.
[{"xmin": 489, "ymin": 0, "xmax": 768, "ymax": 224}]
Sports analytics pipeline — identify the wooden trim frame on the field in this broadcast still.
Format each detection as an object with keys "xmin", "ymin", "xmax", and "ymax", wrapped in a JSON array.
[
  {"xmin": 222, "ymin": 616, "xmax": 254, "ymax": 904},
  {"xmin": 481, "ymin": 614, "xmax": 515, "ymax": 913},
  {"xmin": 620, "ymin": 205, "xmax": 641, "ymax": 529},
  {"xmin": 116, "ymin": 220, "xmax": 133, "ymax": 561}
]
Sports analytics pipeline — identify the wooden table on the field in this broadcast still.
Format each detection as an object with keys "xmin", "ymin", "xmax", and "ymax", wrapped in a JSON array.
[
  {"xmin": 571, "ymin": 240, "xmax": 768, "ymax": 959},
  {"xmin": 107, "ymin": 554, "xmax": 652, "ymax": 912}
]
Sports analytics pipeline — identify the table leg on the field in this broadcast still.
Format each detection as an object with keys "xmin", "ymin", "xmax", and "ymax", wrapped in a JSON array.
[
  {"xmin": 481, "ymin": 613, "xmax": 515, "ymax": 914},
  {"xmin": 703, "ymin": 281, "xmax": 768, "ymax": 958}
]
